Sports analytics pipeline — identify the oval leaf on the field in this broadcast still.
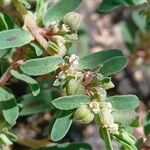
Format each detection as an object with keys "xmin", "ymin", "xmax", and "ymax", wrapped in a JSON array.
[
  {"xmin": 107, "ymin": 95, "xmax": 139, "ymax": 110},
  {"xmin": 78, "ymin": 49, "xmax": 124, "ymax": 70},
  {"xmin": 0, "ymin": 29, "xmax": 32, "ymax": 49},
  {"xmin": 20, "ymin": 56, "xmax": 64, "ymax": 76},
  {"xmin": 43, "ymin": 0, "xmax": 82, "ymax": 25},
  {"xmin": 30, "ymin": 42, "xmax": 43, "ymax": 56},
  {"xmin": 112, "ymin": 110, "xmax": 140, "ymax": 127},
  {"xmin": 51, "ymin": 110, "xmax": 74, "ymax": 141},
  {"xmin": 52, "ymin": 95, "xmax": 90, "ymax": 110},
  {"xmin": 100, "ymin": 56, "xmax": 128, "ymax": 76},
  {"xmin": 0, "ymin": 87, "xmax": 19, "ymax": 125}
]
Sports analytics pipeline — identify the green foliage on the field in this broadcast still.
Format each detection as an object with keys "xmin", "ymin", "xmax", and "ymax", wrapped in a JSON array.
[
  {"xmin": 30, "ymin": 42, "xmax": 43, "ymax": 56},
  {"xmin": 51, "ymin": 110, "xmax": 74, "ymax": 141},
  {"xmin": 0, "ymin": 29, "xmax": 32, "ymax": 49},
  {"xmin": 20, "ymin": 56, "xmax": 64, "ymax": 76},
  {"xmin": 99, "ymin": 0, "xmax": 147, "ymax": 12},
  {"xmin": 79, "ymin": 49, "xmax": 124, "ymax": 70},
  {"xmin": 106, "ymin": 95, "xmax": 139, "ymax": 110},
  {"xmin": 0, "ymin": 87, "xmax": 19, "ymax": 125},
  {"xmin": 52, "ymin": 95, "xmax": 90, "ymax": 110},
  {"xmin": 43, "ymin": 0, "xmax": 82, "ymax": 25},
  {"xmin": 0, "ymin": 0, "xmax": 143, "ymax": 149}
]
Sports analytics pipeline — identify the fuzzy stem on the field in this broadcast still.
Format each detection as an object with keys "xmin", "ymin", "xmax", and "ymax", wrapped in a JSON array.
[
  {"xmin": 12, "ymin": 0, "xmax": 49, "ymax": 50},
  {"xmin": 100, "ymin": 127, "xmax": 113, "ymax": 150}
]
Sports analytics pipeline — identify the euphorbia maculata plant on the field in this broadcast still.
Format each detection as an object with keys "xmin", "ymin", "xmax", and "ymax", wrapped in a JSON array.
[{"xmin": 0, "ymin": 0, "xmax": 143, "ymax": 150}]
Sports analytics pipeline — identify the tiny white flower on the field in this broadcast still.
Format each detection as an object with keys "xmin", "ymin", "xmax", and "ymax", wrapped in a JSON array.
[
  {"xmin": 89, "ymin": 100, "xmax": 100, "ymax": 114},
  {"xmin": 69, "ymin": 54, "xmax": 79, "ymax": 65},
  {"xmin": 108, "ymin": 123, "xmax": 119, "ymax": 133}
]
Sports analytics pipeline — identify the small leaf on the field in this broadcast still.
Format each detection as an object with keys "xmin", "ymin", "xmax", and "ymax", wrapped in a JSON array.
[
  {"xmin": 11, "ymin": 70, "xmax": 40, "ymax": 96},
  {"xmin": 79, "ymin": 49, "xmax": 124, "ymax": 70},
  {"xmin": 32, "ymin": 142, "xmax": 92, "ymax": 150},
  {"xmin": 20, "ymin": 56, "xmax": 64, "ymax": 76},
  {"xmin": 51, "ymin": 110, "xmax": 74, "ymax": 141},
  {"xmin": 0, "ymin": 29, "xmax": 32, "ymax": 49},
  {"xmin": 100, "ymin": 56, "xmax": 128, "ymax": 76},
  {"xmin": 121, "ymin": 21, "xmax": 136, "ymax": 53},
  {"xmin": 112, "ymin": 110, "xmax": 140, "ymax": 127},
  {"xmin": 43, "ymin": 0, "xmax": 82, "ymax": 25},
  {"xmin": 2, "ymin": 106, "xmax": 19, "ymax": 125},
  {"xmin": 30, "ymin": 42, "xmax": 43, "ymax": 56},
  {"xmin": 0, "ymin": 87, "xmax": 19, "ymax": 125},
  {"xmin": 52, "ymin": 95, "xmax": 90, "ymax": 110},
  {"xmin": 19, "ymin": 89, "xmax": 60, "ymax": 116},
  {"xmin": 107, "ymin": 95, "xmax": 139, "ymax": 110}
]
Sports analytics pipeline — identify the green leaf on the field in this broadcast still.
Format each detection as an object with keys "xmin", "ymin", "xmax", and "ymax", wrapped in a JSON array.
[
  {"xmin": 52, "ymin": 95, "xmax": 90, "ymax": 110},
  {"xmin": 32, "ymin": 142, "xmax": 92, "ymax": 150},
  {"xmin": 19, "ymin": 89, "xmax": 60, "ymax": 116},
  {"xmin": 30, "ymin": 42, "xmax": 43, "ymax": 56},
  {"xmin": 51, "ymin": 110, "xmax": 74, "ymax": 141},
  {"xmin": 0, "ymin": 29, "xmax": 32, "ymax": 49},
  {"xmin": 112, "ymin": 110, "xmax": 140, "ymax": 127},
  {"xmin": 10, "ymin": 69, "xmax": 40, "ymax": 96},
  {"xmin": 79, "ymin": 49, "xmax": 124, "ymax": 70},
  {"xmin": 99, "ymin": 0, "xmax": 119, "ymax": 12},
  {"xmin": 2, "ymin": 106, "xmax": 19, "ymax": 125},
  {"xmin": 20, "ymin": 56, "xmax": 64, "ymax": 76},
  {"xmin": 132, "ymin": 10, "xmax": 146, "ymax": 32},
  {"xmin": 107, "ymin": 95, "xmax": 139, "ymax": 110},
  {"xmin": 121, "ymin": 21, "xmax": 136, "ymax": 53},
  {"xmin": 100, "ymin": 56, "xmax": 128, "ymax": 76},
  {"xmin": 99, "ymin": 0, "xmax": 147, "ymax": 13},
  {"xmin": 43, "ymin": 0, "xmax": 82, "ymax": 25},
  {"xmin": 0, "ymin": 87, "xmax": 19, "ymax": 125}
]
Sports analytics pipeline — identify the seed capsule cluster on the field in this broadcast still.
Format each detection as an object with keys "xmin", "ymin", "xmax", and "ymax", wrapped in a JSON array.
[
  {"xmin": 54, "ymin": 54, "xmax": 119, "ymax": 133},
  {"xmin": 46, "ymin": 12, "xmax": 82, "ymax": 56}
]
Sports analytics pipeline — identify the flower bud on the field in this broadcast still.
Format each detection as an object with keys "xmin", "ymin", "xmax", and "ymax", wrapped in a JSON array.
[
  {"xmin": 99, "ymin": 110, "xmax": 115, "ymax": 128},
  {"xmin": 89, "ymin": 100, "xmax": 100, "ymax": 114},
  {"xmin": 74, "ymin": 105, "xmax": 94, "ymax": 124},
  {"xmin": 66, "ymin": 79, "xmax": 85, "ymax": 95},
  {"xmin": 91, "ymin": 87, "xmax": 106, "ymax": 101},
  {"xmin": 63, "ymin": 12, "xmax": 82, "ymax": 31}
]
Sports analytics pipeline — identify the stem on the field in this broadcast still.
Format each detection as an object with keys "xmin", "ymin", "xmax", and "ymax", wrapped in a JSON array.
[
  {"xmin": 100, "ymin": 127, "xmax": 113, "ymax": 150},
  {"xmin": 17, "ymin": 136, "xmax": 51, "ymax": 148},
  {"xmin": 12, "ymin": 0, "xmax": 49, "ymax": 51},
  {"xmin": 0, "ymin": 47, "xmax": 26, "ymax": 87}
]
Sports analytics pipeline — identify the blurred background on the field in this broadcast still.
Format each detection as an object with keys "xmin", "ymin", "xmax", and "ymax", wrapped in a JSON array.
[{"xmin": 3, "ymin": 0, "xmax": 150, "ymax": 149}]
